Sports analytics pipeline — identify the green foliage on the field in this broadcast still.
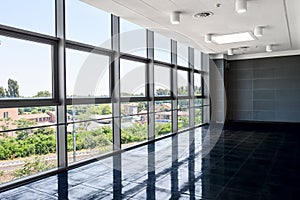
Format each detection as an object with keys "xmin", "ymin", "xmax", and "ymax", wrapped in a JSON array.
[
  {"xmin": 0, "ymin": 133, "xmax": 56, "ymax": 160},
  {"xmin": 137, "ymin": 102, "xmax": 147, "ymax": 113},
  {"xmin": 34, "ymin": 91, "xmax": 51, "ymax": 98},
  {"xmin": 194, "ymin": 86, "xmax": 202, "ymax": 95},
  {"xmin": 155, "ymin": 123, "xmax": 172, "ymax": 136},
  {"xmin": 18, "ymin": 108, "xmax": 25, "ymax": 115},
  {"xmin": 87, "ymin": 104, "xmax": 112, "ymax": 115},
  {"xmin": 34, "ymin": 127, "xmax": 55, "ymax": 135},
  {"xmin": 195, "ymin": 109, "xmax": 202, "ymax": 125},
  {"xmin": 30, "ymin": 109, "xmax": 39, "ymax": 114},
  {"xmin": 0, "ymin": 87, "xmax": 5, "ymax": 98},
  {"xmin": 0, "ymin": 78, "xmax": 20, "ymax": 98},
  {"xmin": 67, "ymin": 126, "xmax": 113, "ymax": 151},
  {"xmin": 20, "ymin": 106, "xmax": 55, "ymax": 115},
  {"xmin": 6, "ymin": 78, "xmax": 20, "ymax": 98},
  {"xmin": 178, "ymin": 86, "xmax": 188, "ymax": 96},
  {"xmin": 178, "ymin": 100, "xmax": 189, "ymax": 110},
  {"xmin": 0, "ymin": 170, "xmax": 4, "ymax": 176},
  {"xmin": 178, "ymin": 116, "xmax": 189, "ymax": 129},
  {"xmin": 14, "ymin": 119, "xmax": 36, "ymax": 140},
  {"xmin": 121, "ymin": 123, "xmax": 147, "ymax": 144},
  {"xmin": 156, "ymin": 88, "xmax": 170, "ymax": 96},
  {"xmin": 0, "ymin": 117, "xmax": 12, "ymax": 137},
  {"xmin": 13, "ymin": 157, "xmax": 54, "ymax": 178}
]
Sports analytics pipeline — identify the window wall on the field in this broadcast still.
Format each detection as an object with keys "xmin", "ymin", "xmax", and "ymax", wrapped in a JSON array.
[{"xmin": 0, "ymin": 0, "xmax": 206, "ymax": 188}]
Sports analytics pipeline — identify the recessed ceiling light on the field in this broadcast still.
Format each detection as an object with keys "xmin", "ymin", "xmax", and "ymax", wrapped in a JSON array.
[
  {"xmin": 266, "ymin": 44, "xmax": 273, "ymax": 52},
  {"xmin": 235, "ymin": 0, "xmax": 247, "ymax": 13},
  {"xmin": 254, "ymin": 26, "xmax": 264, "ymax": 37},
  {"xmin": 170, "ymin": 11, "xmax": 180, "ymax": 24},
  {"xmin": 204, "ymin": 34, "xmax": 213, "ymax": 43},
  {"xmin": 212, "ymin": 32, "xmax": 255, "ymax": 44}
]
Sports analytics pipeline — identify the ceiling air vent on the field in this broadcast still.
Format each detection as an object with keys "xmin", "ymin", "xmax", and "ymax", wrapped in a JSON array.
[{"xmin": 193, "ymin": 12, "xmax": 214, "ymax": 19}]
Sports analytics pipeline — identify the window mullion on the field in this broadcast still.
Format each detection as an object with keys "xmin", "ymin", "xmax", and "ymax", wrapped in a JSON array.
[{"xmin": 55, "ymin": 0, "xmax": 68, "ymax": 169}]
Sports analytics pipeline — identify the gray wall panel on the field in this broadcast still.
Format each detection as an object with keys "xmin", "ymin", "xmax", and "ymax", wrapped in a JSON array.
[
  {"xmin": 253, "ymin": 90, "xmax": 275, "ymax": 100},
  {"xmin": 227, "ymin": 55, "xmax": 300, "ymax": 122},
  {"xmin": 253, "ymin": 100, "xmax": 274, "ymax": 111}
]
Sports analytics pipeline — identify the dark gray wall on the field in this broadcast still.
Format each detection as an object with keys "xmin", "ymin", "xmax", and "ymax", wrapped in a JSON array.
[{"xmin": 227, "ymin": 55, "xmax": 300, "ymax": 122}]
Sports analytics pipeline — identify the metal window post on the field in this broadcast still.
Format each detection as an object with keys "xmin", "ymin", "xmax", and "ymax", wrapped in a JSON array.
[
  {"xmin": 147, "ymin": 30, "xmax": 155, "ymax": 140},
  {"xmin": 189, "ymin": 47, "xmax": 195, "ymax": 127},
  {"xmin": 55, "ymin": 0, "xmax": 68, "ymax": 169},
  {"xmin": 111, "ymin": 15, "xmax": 121, "ymax": 151},
  {"xmin": 171, "ymin": 40, "xmax": 178, "ymax": 133}
]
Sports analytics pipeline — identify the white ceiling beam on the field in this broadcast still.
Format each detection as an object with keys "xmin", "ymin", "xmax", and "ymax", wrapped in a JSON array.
[{"xmin": 227, "ymin": 49, "xmax": 300, "ymax": 60}]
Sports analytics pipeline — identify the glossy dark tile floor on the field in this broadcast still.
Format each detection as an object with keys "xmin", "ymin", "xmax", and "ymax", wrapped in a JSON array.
[{"xmin": 1, "ymin": 123, "xmax": 300, "ymax": 200}]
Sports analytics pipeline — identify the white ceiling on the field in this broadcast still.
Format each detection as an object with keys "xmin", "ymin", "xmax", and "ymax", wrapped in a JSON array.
[{"xmin": 83, "ymin": 0, "xmax": 300, "ymax": 58}]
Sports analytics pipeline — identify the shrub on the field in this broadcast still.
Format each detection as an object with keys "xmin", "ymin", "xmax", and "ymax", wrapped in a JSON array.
[{"xmin": 13, "ymin": 157, "xmax": 54, "ymax": 178}]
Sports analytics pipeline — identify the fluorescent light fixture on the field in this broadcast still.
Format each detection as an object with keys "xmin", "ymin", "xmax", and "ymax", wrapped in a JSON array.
[
  {"xmin": 266, "ymin": 44, "xmax": 272, "ymax": 52},
  {"xmin": 228, "ymin": 48, "xmax": 234, "ymax": 55},
  {"xmin": 212, "ymin": 32, "xmax": 255, "ymax": 44},
  {"xmin": 236, "ymin": 0, "xmax": 247, "ymax": 13},
  {"xmin": 204, "ymin": 34, "xmax": 213, "ymax": 43},
  {"xmin": 170, "ymin": 11, "xmax": 180, "ymax": 24},
  {"xmin": 254, "ymin": 26, "xmax": 263, "ymax": 37}
]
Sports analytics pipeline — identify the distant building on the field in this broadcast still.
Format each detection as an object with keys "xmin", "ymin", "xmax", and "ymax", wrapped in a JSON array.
[
  {"xmin": 155, "ymin": 103, "xmax": 171, "ymax": 112},
  {"xmin": 0, "ymin": 108, "xmax": 57, "ymax": 134},
  {"xmin": 155, "ymin": 111, "xmax": 172, "ymax": 122},
  {"xmin": 138, "ymin": 110, "xmax": 148, "ymax": 123},
  {"xmin": 0, "ymin": 108, "xmax": 18, "ymax": 131},
  {"xmin": 19, "ymin": 113, "xmax": 51, "ymax": 123},
  {"xmin": 0, "ymin": 108, "xmax": 18, "ymax": 120},
  {"xmin": 123, "ymin": 103, "xmax": 138, "ymax": 115},
  {"xmin": 89, "ymin": 114, "xmax": 112, "ymax": 124}
]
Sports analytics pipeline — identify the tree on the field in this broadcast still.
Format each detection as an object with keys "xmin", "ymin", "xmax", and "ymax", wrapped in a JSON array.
[
  {"xmin": 13, "ymin": 157, "xmax": 54, "ymax": 178},
  {"xmin": 156, "ymin": 88, "xmax": 170, "ymax": 96},
  {"xmin": 99, "ymin": 104, "xmax": 112, "ymax": 115},
  {"xmin": 5, "ymin": 78, "xmax": 19, "ymax": 97},
  {"xmin": 178, "ymin": 86, "xmax": 188, "ymax": 96},
  {"xmin": 87, "ymin": 105, "xmax": 112, "ymax": 115},
  {"xmin": 34, "ymin": 91, "xmax": 51, "ymax": 98},
  {"xmin": 0, "ymin": 117, "xmax": 12, "ymax": 138},
  {"xmin": 0, "ymin": 87, "xmax": 5, "ymax": 98},
  {"xmin": 137, "ymin": 102, "xmax": 147, "ymax": 113},
  {"xmin": 14, "ymin": 119, "xmax": 36, "ymax": 140},
  {"xmin": 34, "ymin": 127, "xmax": 55, "ymax": 135}
]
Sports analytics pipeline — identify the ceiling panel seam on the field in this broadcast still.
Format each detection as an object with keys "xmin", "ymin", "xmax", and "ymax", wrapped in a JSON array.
[{"xmin": 283, "ymin": 0, "xmax": 293, "ymax": 48}]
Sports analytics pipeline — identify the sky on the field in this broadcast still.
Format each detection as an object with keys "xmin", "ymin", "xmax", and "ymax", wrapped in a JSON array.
[{"xmin": 0, "ymin": 0, "xmax": 200, "ymax": 98}]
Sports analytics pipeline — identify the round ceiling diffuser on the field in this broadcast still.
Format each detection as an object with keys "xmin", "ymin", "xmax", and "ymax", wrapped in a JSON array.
[{"xmin": 193, "ymin": 12, "xmax": 214, "ymax": 19}]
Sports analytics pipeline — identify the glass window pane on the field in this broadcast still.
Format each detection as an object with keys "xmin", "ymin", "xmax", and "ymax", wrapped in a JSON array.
[
  {"xmin": 177, "ymin": 42, "xmax": 189, "ymax": 67},
  {"xmin": 120, "ymin": 59, "xmax": 146, "ymax": 97},
  {"xmin": 155, "ymin": 100, "xmax": 172, "ymax": 137},
  {"xmin": 195, "ymin": 99, "xmax": 202, "ymax": 125},
  {"xmin": 178, "ymin": 99, "xmax": 189, "ymax": 130},
  {"xmin": 0, "ymin": 106, "xmax": 57, "ymax": 184},
  {"xmin": 194, "ymin": 49, "xmax": 202, "ymax": 70},
  {"xmin": 154, "ymin": 65, "xmax": 171, "ymax": 96},
  {"xmin": 66, "ymin": 0, "xmax": 111, "ymax": 48},
  {"xmin": 0, "ymin": 36, "xmax": 52, "ymax": 99},
  {"xmin": 154, "ymin": 33, "xmax": 171, "ymax": 63},
  {"xmin": 0, "ymin": 0, "xmax": 55, "ymax": 35},
  {"xmin": 67, "ymin": 104, "xmax": 113, "ymax": 163},
  {"xmin": 120, "ymin": 19, "xmax": 147, "ymax": 57},
  {"xmin": 178, "ymin": 70, "xmax": 189, "ymax": 96},
  {"xmin": 66, "ymin": 49, "xmax": 110, "ymax": 98},
  {"xmin": 194, "ymin": 73, "xmax": 202, "ymax": 96},
  {"xmin": 121, "ymin": 102, "xmax": 148, "ymax": 149}
]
